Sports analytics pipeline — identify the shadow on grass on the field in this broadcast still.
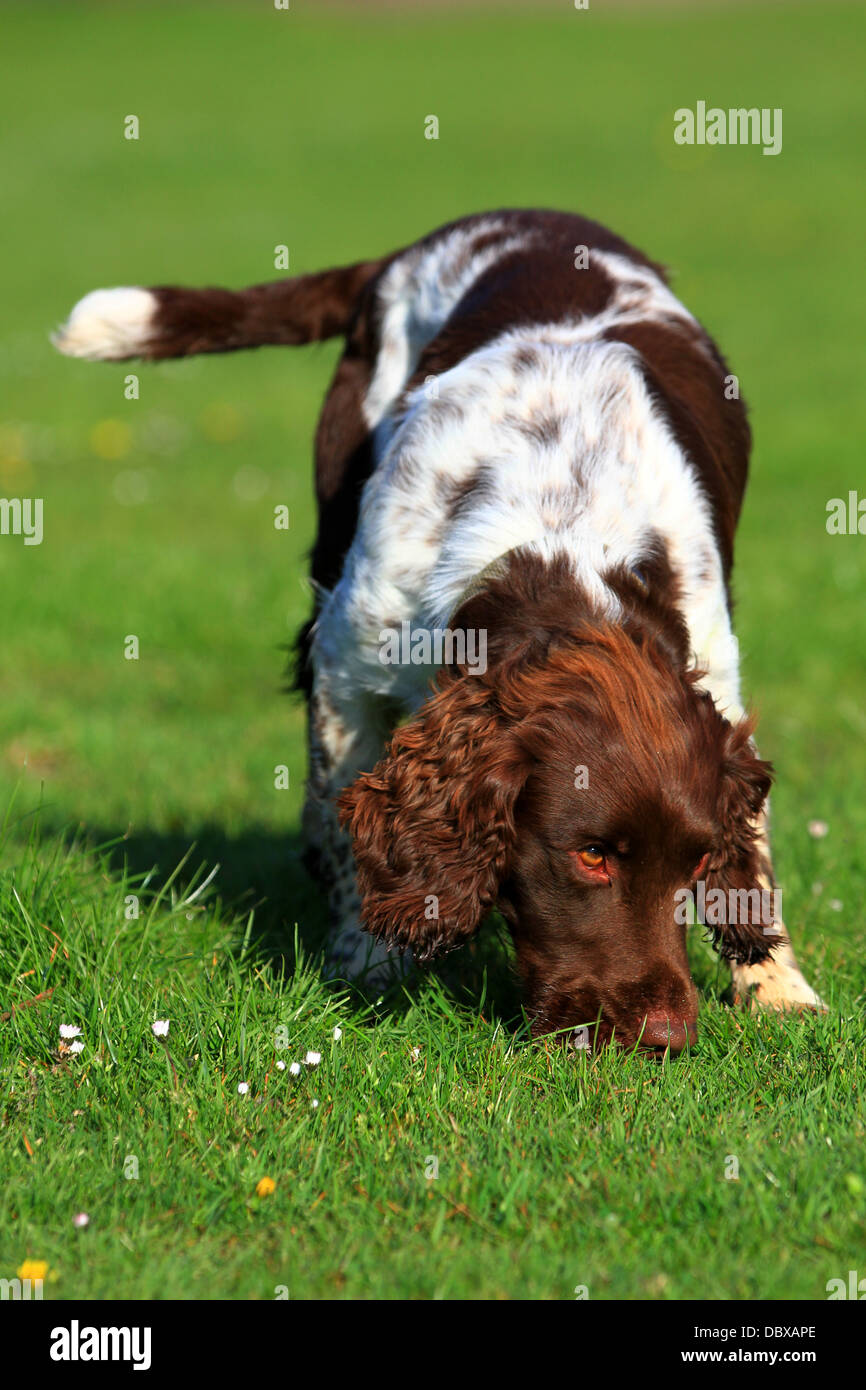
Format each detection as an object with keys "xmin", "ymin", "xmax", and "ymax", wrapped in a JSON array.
[
  {"xmin": 79, "ymin": 822, "xmax": 327, "ymax": 962},
  {"xmin": 6, "ymin": 805, "xmax": 745, "ymax": 1041},
  {"xmin": 21, "ymin": 812, "xmax": 526, "ymax": 1032},
  {"xmin": 7, "ymin": 801, "xmax": 744, "ymax": 1033}
]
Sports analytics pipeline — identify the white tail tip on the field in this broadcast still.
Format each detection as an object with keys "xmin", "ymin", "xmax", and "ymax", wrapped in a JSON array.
[{"xmin": 52, "ymin": 287, "xmax": 157, "ymax": 361}]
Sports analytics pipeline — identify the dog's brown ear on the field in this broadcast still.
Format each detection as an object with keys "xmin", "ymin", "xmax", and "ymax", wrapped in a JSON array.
[
  {"xmin": 337, "ymin": 676, "xmax": 530, "ymax": 960},
  {"xmin": 705, "ymin": 719, "xmax": 775, "ymax": 964}
]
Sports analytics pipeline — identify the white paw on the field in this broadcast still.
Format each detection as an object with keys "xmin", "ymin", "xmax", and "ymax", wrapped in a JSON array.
[
  {"xmin": 53, "ymin": 287, "xmax": 157, "ymax": 360},
  {"xmin": 733, "ymin": 962, "xmax": 827, "ymax": 1013}
]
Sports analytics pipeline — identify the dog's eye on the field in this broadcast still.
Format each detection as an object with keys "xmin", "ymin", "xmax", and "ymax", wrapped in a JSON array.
[
  {"xmin": 577, "ymin": 846, "xmax": 606, "ymax": 870},
  {"xmin": 569, "ymin": 845, "xmax": 612, "ymax": 885}
]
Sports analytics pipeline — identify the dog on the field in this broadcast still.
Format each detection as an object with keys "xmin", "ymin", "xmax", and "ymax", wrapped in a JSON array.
[{"xmin": 55, "ymin": 208, "xmax": 824, "ymax": 1052}]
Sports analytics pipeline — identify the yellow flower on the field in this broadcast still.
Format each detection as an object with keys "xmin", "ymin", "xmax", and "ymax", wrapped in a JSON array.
[
  {"xmin": 200, "ymin": 403, "xmax": 242, "ymax": 443},
  {"xmin": 18, "ymin": 1259, "xmax": 48, "ymax": 1281},
  {"xmin": 256, "ymin": 1177, "xmax": 276, "ymax": 1197},
  {"xmin": 90, "ymin": 419, "xmax": 131, "ymax": 460}
]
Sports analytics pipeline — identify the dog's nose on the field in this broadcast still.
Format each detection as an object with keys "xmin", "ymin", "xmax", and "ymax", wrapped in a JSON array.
[{"xmin": 638, "ymin": 1012, "xmax": 697, "ymax": 1056}]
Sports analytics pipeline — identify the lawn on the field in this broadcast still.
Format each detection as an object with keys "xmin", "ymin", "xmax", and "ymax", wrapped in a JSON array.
[{"xmin": 1, "ymin": 0, "xmax": 864, "ymax": 1300}]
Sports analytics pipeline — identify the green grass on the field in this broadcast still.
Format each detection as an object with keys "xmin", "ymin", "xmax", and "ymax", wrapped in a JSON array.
[{"xmin": 1, "ymin": 0, "xmax": 864, "ymax": 1300}]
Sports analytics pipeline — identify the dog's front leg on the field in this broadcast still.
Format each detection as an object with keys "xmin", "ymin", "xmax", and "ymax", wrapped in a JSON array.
[
  {"xmin": 693, "ymin": 627, "xmax": 825, "ymax": 1014},
  {"xmin": 729, "ymin": 808, "xmax": 826, "ymax": 1012},
  {"xmin": 304, "ymin": 673, "xmax": 408, "ymax": 987}
]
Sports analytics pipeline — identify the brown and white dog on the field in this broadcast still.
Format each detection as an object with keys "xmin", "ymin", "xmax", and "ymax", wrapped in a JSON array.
[{"xmin": 55, "ymin": 208, "xmax": 823, "ymax": 1053}]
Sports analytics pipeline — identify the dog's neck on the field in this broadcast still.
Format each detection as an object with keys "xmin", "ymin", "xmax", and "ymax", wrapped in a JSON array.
[{"xmin": 449, "ymin": 545, "xmax": 692, "ymax": 679}]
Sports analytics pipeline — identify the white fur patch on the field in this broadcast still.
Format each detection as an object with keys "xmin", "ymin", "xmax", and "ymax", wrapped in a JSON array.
[
  {"xmin": 363, "ymin": 217, "xmax": 533, "ymax": 430},
  {"xmin": 316, "ymin": 221, "xmax": 741, "ymax": 725},
  {"xmin": 52, "ymin": 287, "xmax": 157, "ymax": 360}
]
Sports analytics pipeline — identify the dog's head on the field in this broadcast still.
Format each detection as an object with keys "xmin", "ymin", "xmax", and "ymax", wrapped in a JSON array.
[{"xmin": 338, "ymin": 624, "xmax": 772, "ymax": 1054}]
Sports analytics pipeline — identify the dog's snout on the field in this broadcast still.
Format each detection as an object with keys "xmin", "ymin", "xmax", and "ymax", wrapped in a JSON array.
[{"xmin": 638, "ymin": 1011, "xmax": 697, "ymax": 1056}]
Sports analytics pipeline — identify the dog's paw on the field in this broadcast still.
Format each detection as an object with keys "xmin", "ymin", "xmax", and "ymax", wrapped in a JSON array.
[{"xmin": 731, "ymin": 958, "xmax": 827, "ymax": 1013}]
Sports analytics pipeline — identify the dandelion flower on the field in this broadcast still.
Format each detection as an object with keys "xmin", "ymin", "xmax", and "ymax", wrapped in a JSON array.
[
  {"xmin": 151, "ymin": 1020, "xmax": 170, "ymax": 1038},
  {"xmin": 17, "ymin": 1260, "xmax": 48, "ymax": 1281},
  {"xmin": 256, "ymin": 1177, "xmax": 276, "ymax": 1197}
]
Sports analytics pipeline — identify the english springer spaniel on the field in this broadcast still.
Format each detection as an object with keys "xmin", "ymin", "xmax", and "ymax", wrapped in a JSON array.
[{"xmin": 55, "ymin": 208, "xmax": 823, "ymax": 1052}]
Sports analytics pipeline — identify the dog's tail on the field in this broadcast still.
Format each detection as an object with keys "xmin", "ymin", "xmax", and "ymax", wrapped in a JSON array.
[{"xmin": 52, "ymin": 258, "xmax": 385, "ymax": 362}]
